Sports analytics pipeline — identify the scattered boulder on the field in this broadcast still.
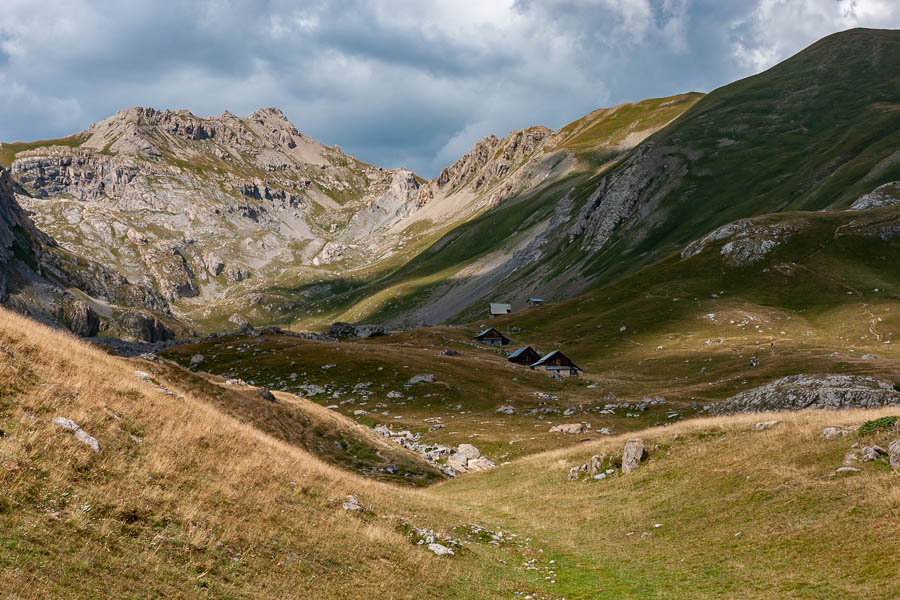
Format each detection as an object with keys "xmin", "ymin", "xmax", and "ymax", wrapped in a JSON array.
[
  {"xmin": 860, "ymin": 446, "xmax": 887, "ymax": 462},
  {"xmin": 755, "ymin": 420, "xmax": 779, "ymax": 431},
  {"xmin": 133, "ymin": 370, "xmax": 153, "ymax": 381},
  {"xmin": 823, "ymin": 426, "xmax": 852, "ymax": 440},
  {"xmin": 889, "ymin": 439, "xmax": 900, "ymax": 471},
  {"xmin": 448, "ymin": 453, "xmax": 468, "ymax": 471},
  {"xmin": 407, "ymin": 374, "xmax": 437, "ymax": 385},
  {"xmin": 341, "ymin": 495, "xmax": 364, "ymax": 512},
  {"xmin": 550, "ymin": 423, "xmax": 587, "ymax": 434},
  {"xmin": 190, "ymin": 353, "xmax": 205, "ymax": 367},
  {"xmin": 496, "ymin": 405, "xmax": 515, "ymax": 415},
  {"xmin": 441, "ymin": 349, "xmax": 460, "ymax": 356},
  {"xmin": 257, "ymin": 388, "xmax": 276, "ymax": 402},
  {"xmin": 457, "ymin": 444, "xmax": 481, "ymax": 460},
  {"xmin": 427, "ymin": 542, "xmax": 454, "ymax": 556},
  {"xmin": 708, "ymin": 375, "xmax": 900, "ymax": 414},
  {"xmin": 51, "ymin": 417, "xmax": 102, "ymax": 453},
  {"xmin": 834, "ymin": 466, "xmax": 861, "ymax": 475},
  {"xmin": 622, "ymin": 438, "xmax": 647, "ymax": 474}
]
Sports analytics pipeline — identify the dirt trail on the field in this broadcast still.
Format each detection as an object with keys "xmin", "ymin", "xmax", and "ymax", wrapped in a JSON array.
[{"xmin": 862, "ymin": 305, "xmax": 882, "ymax": 342}]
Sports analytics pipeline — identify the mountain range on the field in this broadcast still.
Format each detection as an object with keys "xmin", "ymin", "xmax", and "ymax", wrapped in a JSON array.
[
  {"xmin": 2, "ymin": 27, "xmax": 900, "ymax": 599},
  {"xmin": 1, "ymin": 28, "xmax": 898, "ymax": 339}
]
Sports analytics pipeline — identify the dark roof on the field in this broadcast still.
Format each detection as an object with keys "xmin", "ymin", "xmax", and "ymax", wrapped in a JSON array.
[
  {"xmin": 475, "ymin": 327, "xmax": 504, "ymax": 338},
  {"xmin": 508, "ymin": 346, "xmax": 534, "ymax": 360},
  {"xmin": 531, "ymin": 350, "xmax": 581, "ymax": 370}
]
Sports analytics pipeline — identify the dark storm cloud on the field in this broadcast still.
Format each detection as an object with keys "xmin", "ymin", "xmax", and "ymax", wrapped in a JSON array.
[{"xmin": 1, "ymin": 1, "xmax": 898, "ymax": 176}]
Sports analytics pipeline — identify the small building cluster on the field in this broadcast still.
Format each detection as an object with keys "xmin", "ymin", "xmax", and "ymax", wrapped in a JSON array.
[{"xmin": 474, "ymin": 303, "xmax": 582, "ymax": 376}]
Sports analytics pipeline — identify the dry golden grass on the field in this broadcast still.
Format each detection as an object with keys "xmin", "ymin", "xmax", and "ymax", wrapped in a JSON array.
[{"xmin": 0, "ymin": 308, "xmax": 482, "ymax": 598}]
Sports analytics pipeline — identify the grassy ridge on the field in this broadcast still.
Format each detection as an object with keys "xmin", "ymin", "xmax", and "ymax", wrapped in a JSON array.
[{"xmin": 0, "ymin": 134, "xmax": 89, "ymax": 168}]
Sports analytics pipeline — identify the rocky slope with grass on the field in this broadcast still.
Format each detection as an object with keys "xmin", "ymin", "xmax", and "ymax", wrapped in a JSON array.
[
  {"xmin": 3, "ymin": 92, "xmax": 700, "ymax": 334},
  {"xmin": 0, "ymin": 164, "xmax": 187, "ymax": 340},
  {"xmin": 273, "ymin": 29, "xmax": 900, "ymax": 331}
]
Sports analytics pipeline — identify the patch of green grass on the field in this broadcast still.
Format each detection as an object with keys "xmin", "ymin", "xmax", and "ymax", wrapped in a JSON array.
[
  {"xmin": 0, "ymin": 134, "xmax": 88, "ymax": 167},
  {"xmin": 858, "ymin": 416, "xmax": 899, "ymax": 436}
]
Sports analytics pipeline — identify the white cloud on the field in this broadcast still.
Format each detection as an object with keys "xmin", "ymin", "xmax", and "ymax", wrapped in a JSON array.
[
  {"xmin": 729, "ymin": 0, "xmax": 900, "ymax": 71},
  {"xmin": 0, "ymin": 0, "xmax": 897, "ymax": 175}
]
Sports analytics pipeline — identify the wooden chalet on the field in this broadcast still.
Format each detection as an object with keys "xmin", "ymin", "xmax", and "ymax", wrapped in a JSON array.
[
  {"xmin": 507, "ymin": 345, "xmax": 540, "ymax": 365},
  {"xmin": 474, "ymin": 327, "xmax": 511, "ymax": 347},
  {"xmin": 530, "ymin": 350, "xmax": 582, "ymax": 376}
]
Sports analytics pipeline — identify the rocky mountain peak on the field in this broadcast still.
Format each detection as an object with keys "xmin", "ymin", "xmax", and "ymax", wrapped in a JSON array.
[{"xmin": 424, "ymin": 125, "xmax": 553, "ymax": 201}]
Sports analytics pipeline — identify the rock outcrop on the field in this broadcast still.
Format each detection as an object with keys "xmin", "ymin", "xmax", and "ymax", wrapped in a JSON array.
[
  {"xmin": 51, "ymin": 417, "xmax": 102, "ymax": 453},
  {"xmin": 681, "ymin": 218, "xmax": 801, "ymax": 265},
  {"xmin": 707, "ymin": 375, "xmax": 900, "ymax": 414},
  {"xmin": 0, "ymin": 165, "xmax": 179, "ymax": 338},
  {"xmin": 326, "ymin": 322, "xmax": 386, "ymax": 339},
  {"xmin": 851, "ymin": 181, "xmax": 900, "ymax": 210}
]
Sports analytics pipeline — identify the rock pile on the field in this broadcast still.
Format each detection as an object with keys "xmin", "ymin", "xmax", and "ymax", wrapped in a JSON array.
[
  {"xmin": 823, "ymin": 426, "xmax": 853, "ymax": 440},
  {"xmin": 402, "ymin": 523, "xmax": 461, "ymax": 557},
  {"xmin": 372, "ymin": 426, "xmax": 494, "ymax": 476},
  {"xmin": 447, "ymin": 443, "xmax": 496, "ymax": 474}
]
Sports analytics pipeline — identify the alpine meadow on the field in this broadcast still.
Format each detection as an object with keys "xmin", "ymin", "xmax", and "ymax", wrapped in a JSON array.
[{"xmin": 1, "ymin": 13, "xmax": 899, "ymax": 600}]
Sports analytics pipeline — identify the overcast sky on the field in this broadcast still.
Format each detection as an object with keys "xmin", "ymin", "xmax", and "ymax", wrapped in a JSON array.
[{"xmin": 2, "ymin": 1, "xmax": 898, "ymax": 177}]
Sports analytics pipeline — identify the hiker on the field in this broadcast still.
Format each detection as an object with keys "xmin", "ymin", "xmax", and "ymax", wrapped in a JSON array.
[{"xmin": 770, "ymin": 341, "xmax": 775, "ymax": 353}]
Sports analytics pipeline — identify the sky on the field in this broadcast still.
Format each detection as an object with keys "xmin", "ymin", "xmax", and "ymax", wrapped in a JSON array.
[{"xmin": 1, "ymin": 0, "xmax": 899, "ymax": 178}]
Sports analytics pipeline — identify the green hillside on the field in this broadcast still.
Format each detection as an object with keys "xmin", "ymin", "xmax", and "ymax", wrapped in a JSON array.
[{"xmin": 578, "ymin": 28, "xmax": 900, "ymax": 280}]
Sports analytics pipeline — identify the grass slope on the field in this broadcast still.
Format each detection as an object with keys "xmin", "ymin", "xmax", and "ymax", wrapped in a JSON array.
[{"xmin": 2, "ymin": 308, "xmax": 899, "ymax": 598}]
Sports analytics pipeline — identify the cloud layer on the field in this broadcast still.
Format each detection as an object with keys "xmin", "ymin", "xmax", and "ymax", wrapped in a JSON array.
[{"xmin": 2, "ymin": 0, "xmax": 898, "ymax": 177}]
